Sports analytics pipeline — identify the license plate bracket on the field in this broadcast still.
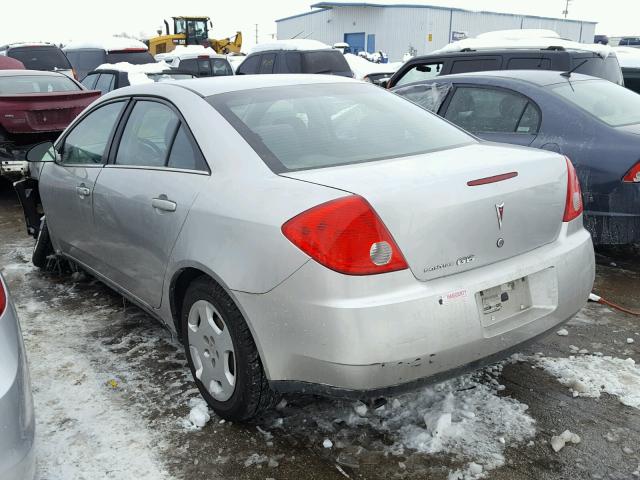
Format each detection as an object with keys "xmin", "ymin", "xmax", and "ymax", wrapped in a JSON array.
[{"xmin": 477, "ymin": 277, "xmax": 532, "ymax": 327}]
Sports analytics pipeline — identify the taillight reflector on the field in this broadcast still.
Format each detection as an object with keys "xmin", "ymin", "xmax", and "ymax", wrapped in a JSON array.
[
  {"xmin": 563, "ymin": 156, "xmax": 583, "ymax": 222},
  {"xmin": 0, "ymin": 281, "xmax": 6, "ymax": 317},
  {"xmin": 623, "ymin": 162, "xmax": 640, "ymax": 183},
  {"xmin": 282, "ymin": 196, "xmax": 408, "ymax": 275}
]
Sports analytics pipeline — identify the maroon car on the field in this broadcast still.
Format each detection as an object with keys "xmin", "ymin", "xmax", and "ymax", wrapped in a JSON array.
[{"xmin": 0, "ymin": 70, "xmax": 99, "ymax": 148}]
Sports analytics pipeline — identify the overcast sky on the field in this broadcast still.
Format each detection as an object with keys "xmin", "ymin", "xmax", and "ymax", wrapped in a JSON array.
[{"xmin": 2, "ymin": 0, "xmax": 638, "ymax": 48}]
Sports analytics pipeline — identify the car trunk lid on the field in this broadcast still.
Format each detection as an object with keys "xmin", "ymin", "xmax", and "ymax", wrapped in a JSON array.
[
  {"xmin": 0, "ymin": 90, "xmax": 100, "ymax": 134},
  {"xmin": 281, "ymin": 143, "xmax": 567, "ymax": 281}
]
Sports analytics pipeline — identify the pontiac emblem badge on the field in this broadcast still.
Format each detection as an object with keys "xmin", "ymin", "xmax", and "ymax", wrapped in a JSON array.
[{"xmin": 495, "ymin": 202, "xmax": 505, "ymax": 229}]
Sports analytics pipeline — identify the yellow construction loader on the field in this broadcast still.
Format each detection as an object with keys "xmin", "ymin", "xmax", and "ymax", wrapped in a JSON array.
[{"xmin": 148, "ymin": 16, "xmax": 242, "ymax": 55}]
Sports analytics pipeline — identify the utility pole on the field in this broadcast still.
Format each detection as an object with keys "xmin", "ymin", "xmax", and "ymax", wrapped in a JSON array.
[
  {"xmin": 255, "ymin": 24, "xmax": 259, "ymax": 44},
  {"xmin": 562, "ymin": 0, "xmax": 572, "ymax": 18}
]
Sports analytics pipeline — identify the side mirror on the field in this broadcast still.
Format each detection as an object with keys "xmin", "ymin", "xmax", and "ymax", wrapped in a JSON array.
[
  {"xmin": 26, "ymin": 141, "xmax": 57, "ymax": 163},
  {"xmin": 378, "ymin": 79, "xmax": 390, "ymax": 88}
]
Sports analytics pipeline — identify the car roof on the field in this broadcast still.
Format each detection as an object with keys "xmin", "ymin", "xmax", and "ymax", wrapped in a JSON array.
[
  {"xmin": 0, "ymin": 69, "xmax": 68, "ymax": 77},
  {"xmin": 102, "ymin": 73, "xmax": 358, "ymax": 99},
  {"xmin": 411, "ymin": 69, "xmax": 600, "ymax": 87},
  {"xmin": 410, "ymin": 48, "xmax": 604, "ymax": 63},
  {"xmin": 1, "ymin": 42, "xmax": 58, "ymax": 49},
  {"xmin": 174, "ymin": 52, "xmax": 228, "ymax": 61}
]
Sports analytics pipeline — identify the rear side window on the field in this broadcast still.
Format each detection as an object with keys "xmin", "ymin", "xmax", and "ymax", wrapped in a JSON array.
[
  {"xmin": 444, "ymin": 87, "xmax": 538, "ymax": 134},
  {"xmin": 208, "ymin": 83, "xmax": 473, "ymax": 173},
  {"xmin": 237, "ymin": 54, "xmax": 260, "ymax": 74},
  {"xmin": 116, "ymin": 101, "xmax": 179, "ymax": 167},
  {"xmin": 81, "ymin": 73, "xmax": 99, "ymax": 90},
  {"xmin": 94, "ymin": 73, "xmax": 115, "ymax": 94},
  {"xmin": 450, "ymin": 58, "xmax": 500, "ymax": 74},
  {"xmin": 0, "ymin": 75, "xmax": 79, "ymax": 94},
  {"xmin": 8, "ymin": 47, "xmax": 71, "ymax": 71},
  {"xmin": 395, "ymin": 62, "xmax": 444, "ymax": 87},
  {"xmin": 167, "ymin": 125, "xmax": 207, "ymax": 171},
  {"xmin": 301, "ymin": 51, "xmax": 351, "ymax": 75},
  {"xmin": 259, "ymin": 53, "xmax": 276, "ymax": 74},
  {"xmin": 285, "ymin": 52, "xmax": 302, "ymax": 73},
  {"xmin": 61, "ymin": 102, "xmax": 125, "ymax": 165},
  {"xmin": 178, "ymin": 58, "xmax": 200, "ymax": 76},
  {"xmin": 212, "ymin": 59, "xmax": 233, "ymax": 76},
  {"xmin": 394, "ymin": 82, "xmax": 453, "ymax": 113},
  {"xmin": 571, "ymin": 55, "xmax": 623, "ymax": 84},
  {"xmin": 507, "ymin": 57, "xmax": 551, "ymax": 70}
]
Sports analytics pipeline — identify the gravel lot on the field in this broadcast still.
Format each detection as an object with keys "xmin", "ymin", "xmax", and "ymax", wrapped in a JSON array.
[{"xmin": 1, "ymin": 178, "xmax": 638, "ymax": 480}]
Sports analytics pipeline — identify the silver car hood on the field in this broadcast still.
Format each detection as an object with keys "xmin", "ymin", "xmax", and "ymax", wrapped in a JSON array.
[{"xmin": 282, "ymin": 143, "xmax": 567, "ymax": 282}]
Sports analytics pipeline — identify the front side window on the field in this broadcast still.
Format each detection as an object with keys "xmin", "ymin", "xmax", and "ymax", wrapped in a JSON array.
[
  {"xmin": 450, "ymin": 58, "xmax": 499, "ymax": 74},
  {"xmin": 208, "ymin": 83, "xmax": 474, "ymax": 173},
  {"xmin": 81, "ymin": 73, "xmax": 99, "ymax": 90},
  {"xmin": 115, "ymin": 101, "xmax": 179, "ymax": 167},
  {"xmin": 60, "ymin": 101, "xmax": 125, "ymax": 165},
  {"xmin": 237, "ymin": 55, "xmax": 260, "ymax": 75},
  {"xmin": 551, "ymin": 79, "xmax": 640, "ymax": 127},
  {"xmin": 395, "ymin": 63, "xmax": 444, "ymax": 87},
  {"xmin": 394, "ymin": 82, "xmax": 453, "ymax": 113},
  {"xmin": 212, "ymin": 59, "xmax": 233, "ymax": 76},
  {"xmin": 444, "ymin": 87, "xmax": 537, "ymax": 134},
  {"xmin": 284, "ymin": 52, "xmax": 302, "ymax": 73},
  {"xmin": 0, "ymin": 75, "xmax": 79, "ymax": 94}
]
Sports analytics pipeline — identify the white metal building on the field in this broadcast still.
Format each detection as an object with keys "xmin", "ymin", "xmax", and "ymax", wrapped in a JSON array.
[{"xmin": 276, "ymin": 2, "xmax": 597, "ymax": 61}]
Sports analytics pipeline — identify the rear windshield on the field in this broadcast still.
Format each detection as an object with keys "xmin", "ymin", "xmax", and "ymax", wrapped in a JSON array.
[
  {"xmin": 105, "ymin": 51, "xmax": 155, "ymax": 65},
  {"xmin": 570, "ymin": 54, "xmax": 623, "ymax": 84},
  {"xmin": 8, "ymin": 47, "xmax": 72, "ymax": 71},
  {"xmin": 550, "ymin": 79, "xmax": 640, "ymax": 127},
  {"xmin": 301, "ymin": 51, "xmax": 351, "ymax": 75},
  {"xmin": 208, "ymin": 83, "xmax": 473, "ymax": 172},
  {"xmin": 0, "ymin": 75, "xmax": 80, "ymax": 94}
]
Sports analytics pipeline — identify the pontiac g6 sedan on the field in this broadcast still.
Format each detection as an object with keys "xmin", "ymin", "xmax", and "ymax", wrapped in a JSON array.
[{"xmin": 25, "ymin": 75, "xmax": 595, "ymax": 421}]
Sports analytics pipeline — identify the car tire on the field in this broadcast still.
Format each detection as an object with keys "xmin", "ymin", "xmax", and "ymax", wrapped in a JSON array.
[
  {"xmin": 181, "ymin": 276, "xmax": 279, "ymax": 422},
  {"xmin": 32, "ymin": 217, "xmax": 53, "ymax": 269}
]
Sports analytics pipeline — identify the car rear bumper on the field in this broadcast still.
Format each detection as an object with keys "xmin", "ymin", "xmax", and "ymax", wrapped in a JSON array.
[
  {"xmin": 234, "ymin": 219, "xmax": 594, "ymax": 395},
  {"xmin": 584, "ymin": 210, "xmax": 640, "ymax": 245},
  {"xmin": 0, "ymin": 282, "xmax": 36, "ymax": 480}
]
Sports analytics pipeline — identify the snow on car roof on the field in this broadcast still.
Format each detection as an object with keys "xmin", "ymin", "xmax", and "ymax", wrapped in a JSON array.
[
  {"xmin": 434, "ymin": 31, "xmax": 613, "ymax": 58},
  {"xmin": 95, "ymin": 61, "xmax": 173, "ymax": 85},
  {"xmin": 2, "ymin": 42, "xmax": 58, "ymax": 49},
  {"xmin": 249, "ymin": 39, "xmax": 331, "ymax": 54},
  {"xmin": 476, "ymin": 29, "xmax": 560, "ymax": 41},
  {"xmin": 63, "ymin": 37, "xmax": 148, "ymax": 52},
  {"xmin": 613, "ymin": 47, "xmax": 640, "ymax": 69},
  {"xmin": 156, "ymin": 45, "xmax": 226, "ymax": 62},
  {"xmin": 344, "ymin": 54, "xmax": 400, "ymax": 79}
]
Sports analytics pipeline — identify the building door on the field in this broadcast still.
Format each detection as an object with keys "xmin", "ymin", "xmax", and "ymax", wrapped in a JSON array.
[
  {"xmin": 344, "ymin": 32, "xmax": 365, "ymax": 55},
  {"xmin": 367, "ymin": 34, "xmax": 376, "ymax": 53}
]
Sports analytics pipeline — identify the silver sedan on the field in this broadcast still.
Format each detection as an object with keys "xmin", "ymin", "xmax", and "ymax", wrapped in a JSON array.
[
  {"xmin": 24, "ymin": 75, "xmax": 595, "ymax": 421},
  {"xmin": 0, "ymin": 274, "xmax": 35, "ymax": 480}
]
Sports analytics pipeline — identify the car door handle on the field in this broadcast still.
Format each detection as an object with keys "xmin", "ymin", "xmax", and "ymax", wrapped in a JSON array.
[
  {"xmin": 76, "ymin": 185, "xmax": 91, "ymax": 197},
  {"xmin": 152, "ymin": 197, "xmax": 177, "ymax": 212}
]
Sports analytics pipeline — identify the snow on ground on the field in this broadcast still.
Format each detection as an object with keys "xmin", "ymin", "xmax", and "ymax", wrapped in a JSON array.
[
  {"xmin": 535, "ymin": 355, "xmax": 640, "ymax": 408},
  {"xmin": 1, "ymin": 247, "xmax": 175, "ymax": 480}
]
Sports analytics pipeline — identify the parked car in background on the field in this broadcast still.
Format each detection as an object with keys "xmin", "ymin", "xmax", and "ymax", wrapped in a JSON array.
[
  {"xmin": 613, "ymin": 46, "xmax": 640, "ymax": 94},
  {"xmin": 166, "ymin": 51, "xmax": 233, "ymax": 78},
  {"xmin": 393, "ymin": 70, "xmax": 640, "ymax": 245},
  {"xmin": 237, "ymin": 39, "xmax": 352, "ymax": 77},
  {"xmin": 618, "ymin": 37, "xmax": 640, "ymax": 47},
  {"xmin": 387, "ymin": 33, "xmax": 623, "ymax": 88},
  {"xmin": 81, "ymin": 64, "xmax": 195, "ymax": 94},
  {"xmin": 0, "ymin": 56, "xmax": 25, "ymax": 70},
  {"xmin": 23, "ymin": 75, "xmax": 593, "ymax": 421},
  {"xmin": 63, "ymin": 37, "xmax": 155, "ymax": 80},
  {"xmin": 0, "ymin": 273, "xmax": 35, "ymax": 480},
  {"xmin": 0, "ymin": 70, "xmax": 99, "ymax": 185},
  {"xmin": 343, "ymin": 53, "xmax": 400, "ymax": 86},
  {"xmin": 0, "ymin": 43, "xmax": 74, "ymax": 79}
]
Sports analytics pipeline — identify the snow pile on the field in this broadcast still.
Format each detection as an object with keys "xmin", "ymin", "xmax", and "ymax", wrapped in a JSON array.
[
  {"xmin": 613, "ymin": 46, "xmax": 640, "ymax": 69},
  {"xmin": 537, "ymin": 355, "xmax": 640, "ymax": 408},
  {"xmin": 155, "ymin": 45, "xmax": 218, "ymax": 62},
  {"xmin": 343, "ymin": 53, "xmax": 401, "ymax": 79},
  {"xmin": 550, "ymin": 430, "xmax": 581, "ymax": 452},
  {"xmin": 64, "ymin": 36, "xmax": 148, "ymax": 52},
  {"xmin": 181, "ymin": 397, "xmax": 211, "ymax": 430},
  {"xmin": 556, "ymin": 328, "xmax": 569, "ymax": 336},
  {"xmin": 95, "ymin": 61, "xmax": 172, "ymax": 85},
  {"xmin": 250, "ymin": 39, "xmax": 331, "ymax": 54}
]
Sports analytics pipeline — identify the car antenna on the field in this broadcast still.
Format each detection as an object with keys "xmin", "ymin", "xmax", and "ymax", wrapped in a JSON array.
[{"xmin": 561, "ymin": 59, "xmax": 588, "ymax": 79}]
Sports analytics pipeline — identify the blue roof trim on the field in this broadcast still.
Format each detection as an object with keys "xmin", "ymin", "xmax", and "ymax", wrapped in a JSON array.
[
  {"xmin": 276, "ymin": 7, "xmax": 329, "ymax": 22},
  {"xmin": 275, "ymin": 2, "xmax": 597, "ymax": 25}
]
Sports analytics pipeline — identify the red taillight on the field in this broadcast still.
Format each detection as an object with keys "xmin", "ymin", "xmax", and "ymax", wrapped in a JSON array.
[
  {"xmin": 563, "ymin": 156, "xmax": 583, "ymax": 222},
  {"xmin": 623, "ymin": 162, "xmax": 640, "ymax": 183},
  {"xmin": 0, "ymin": 281, "xmax": 6, "ymax": 317},
  {"xmin": 282, "ymin": 196, "xmax": 408, "ymax": 275}
]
